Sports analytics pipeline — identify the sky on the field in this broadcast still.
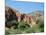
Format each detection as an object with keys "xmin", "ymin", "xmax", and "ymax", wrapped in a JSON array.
[{"xmin": 5, "ymin": 0, "xmax": 44, "ymax": 14}]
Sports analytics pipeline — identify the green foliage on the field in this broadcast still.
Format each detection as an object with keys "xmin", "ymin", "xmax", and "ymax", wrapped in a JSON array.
[
  {"xmin": 36, "ymin": 17, "xmax": 44, "ymax": 32},
  {"xmin": 5, "ymin": 16, "xmax": 44, "ymax": 34},
  {"xmin": 18, "ymin": 21, "xmax": 30, "ymax": 29}
]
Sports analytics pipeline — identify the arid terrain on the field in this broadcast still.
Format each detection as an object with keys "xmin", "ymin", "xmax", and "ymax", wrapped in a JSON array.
[{"xmin": 5, "ymin": 6, "xmax": 44, "ymax": 35}]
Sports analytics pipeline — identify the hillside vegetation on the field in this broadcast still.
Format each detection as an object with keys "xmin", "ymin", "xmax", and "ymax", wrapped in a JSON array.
[{"xmin": 5, "ymin": 6, "xmax": 44, "ymax": 35}]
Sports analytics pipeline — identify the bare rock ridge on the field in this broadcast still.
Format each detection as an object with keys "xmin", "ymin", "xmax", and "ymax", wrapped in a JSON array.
[
  {"xmin": 5, "ymin": 6, "xmax": 17, "ymax": 21},
  {"xmin": 5, "ymin": 6, "xmax": 27, "ymax": 28},
  {"xmin": 5, "ymin": 6, "xmax": 43, "ymax": 28}
]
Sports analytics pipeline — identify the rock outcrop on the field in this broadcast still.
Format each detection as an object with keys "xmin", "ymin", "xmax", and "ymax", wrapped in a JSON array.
[{"xmin": 5, "ymin": 6, "xmax": 43, "ymax": 28}]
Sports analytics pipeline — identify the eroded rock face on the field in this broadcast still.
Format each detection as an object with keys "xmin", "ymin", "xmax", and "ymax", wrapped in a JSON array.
[
  {"xmin": 6, "ymin": 6, "xmax": 19, "ymax": 20},
  {"xmin": 5, "ymin": 6, "xmax": 35, "ymax": 28},
  {"xmin": 5, "ymin": 7, "xmax": 26, "ymax": 28},
  {"xmin": 5, "ymin": 7, "xmax": 18, "ymax": 28}
]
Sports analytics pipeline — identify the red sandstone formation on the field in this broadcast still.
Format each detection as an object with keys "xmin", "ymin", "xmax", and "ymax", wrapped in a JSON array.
[{"xmin": 6, "ymin": 6, "xmax": 42, "ymax": 28}]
